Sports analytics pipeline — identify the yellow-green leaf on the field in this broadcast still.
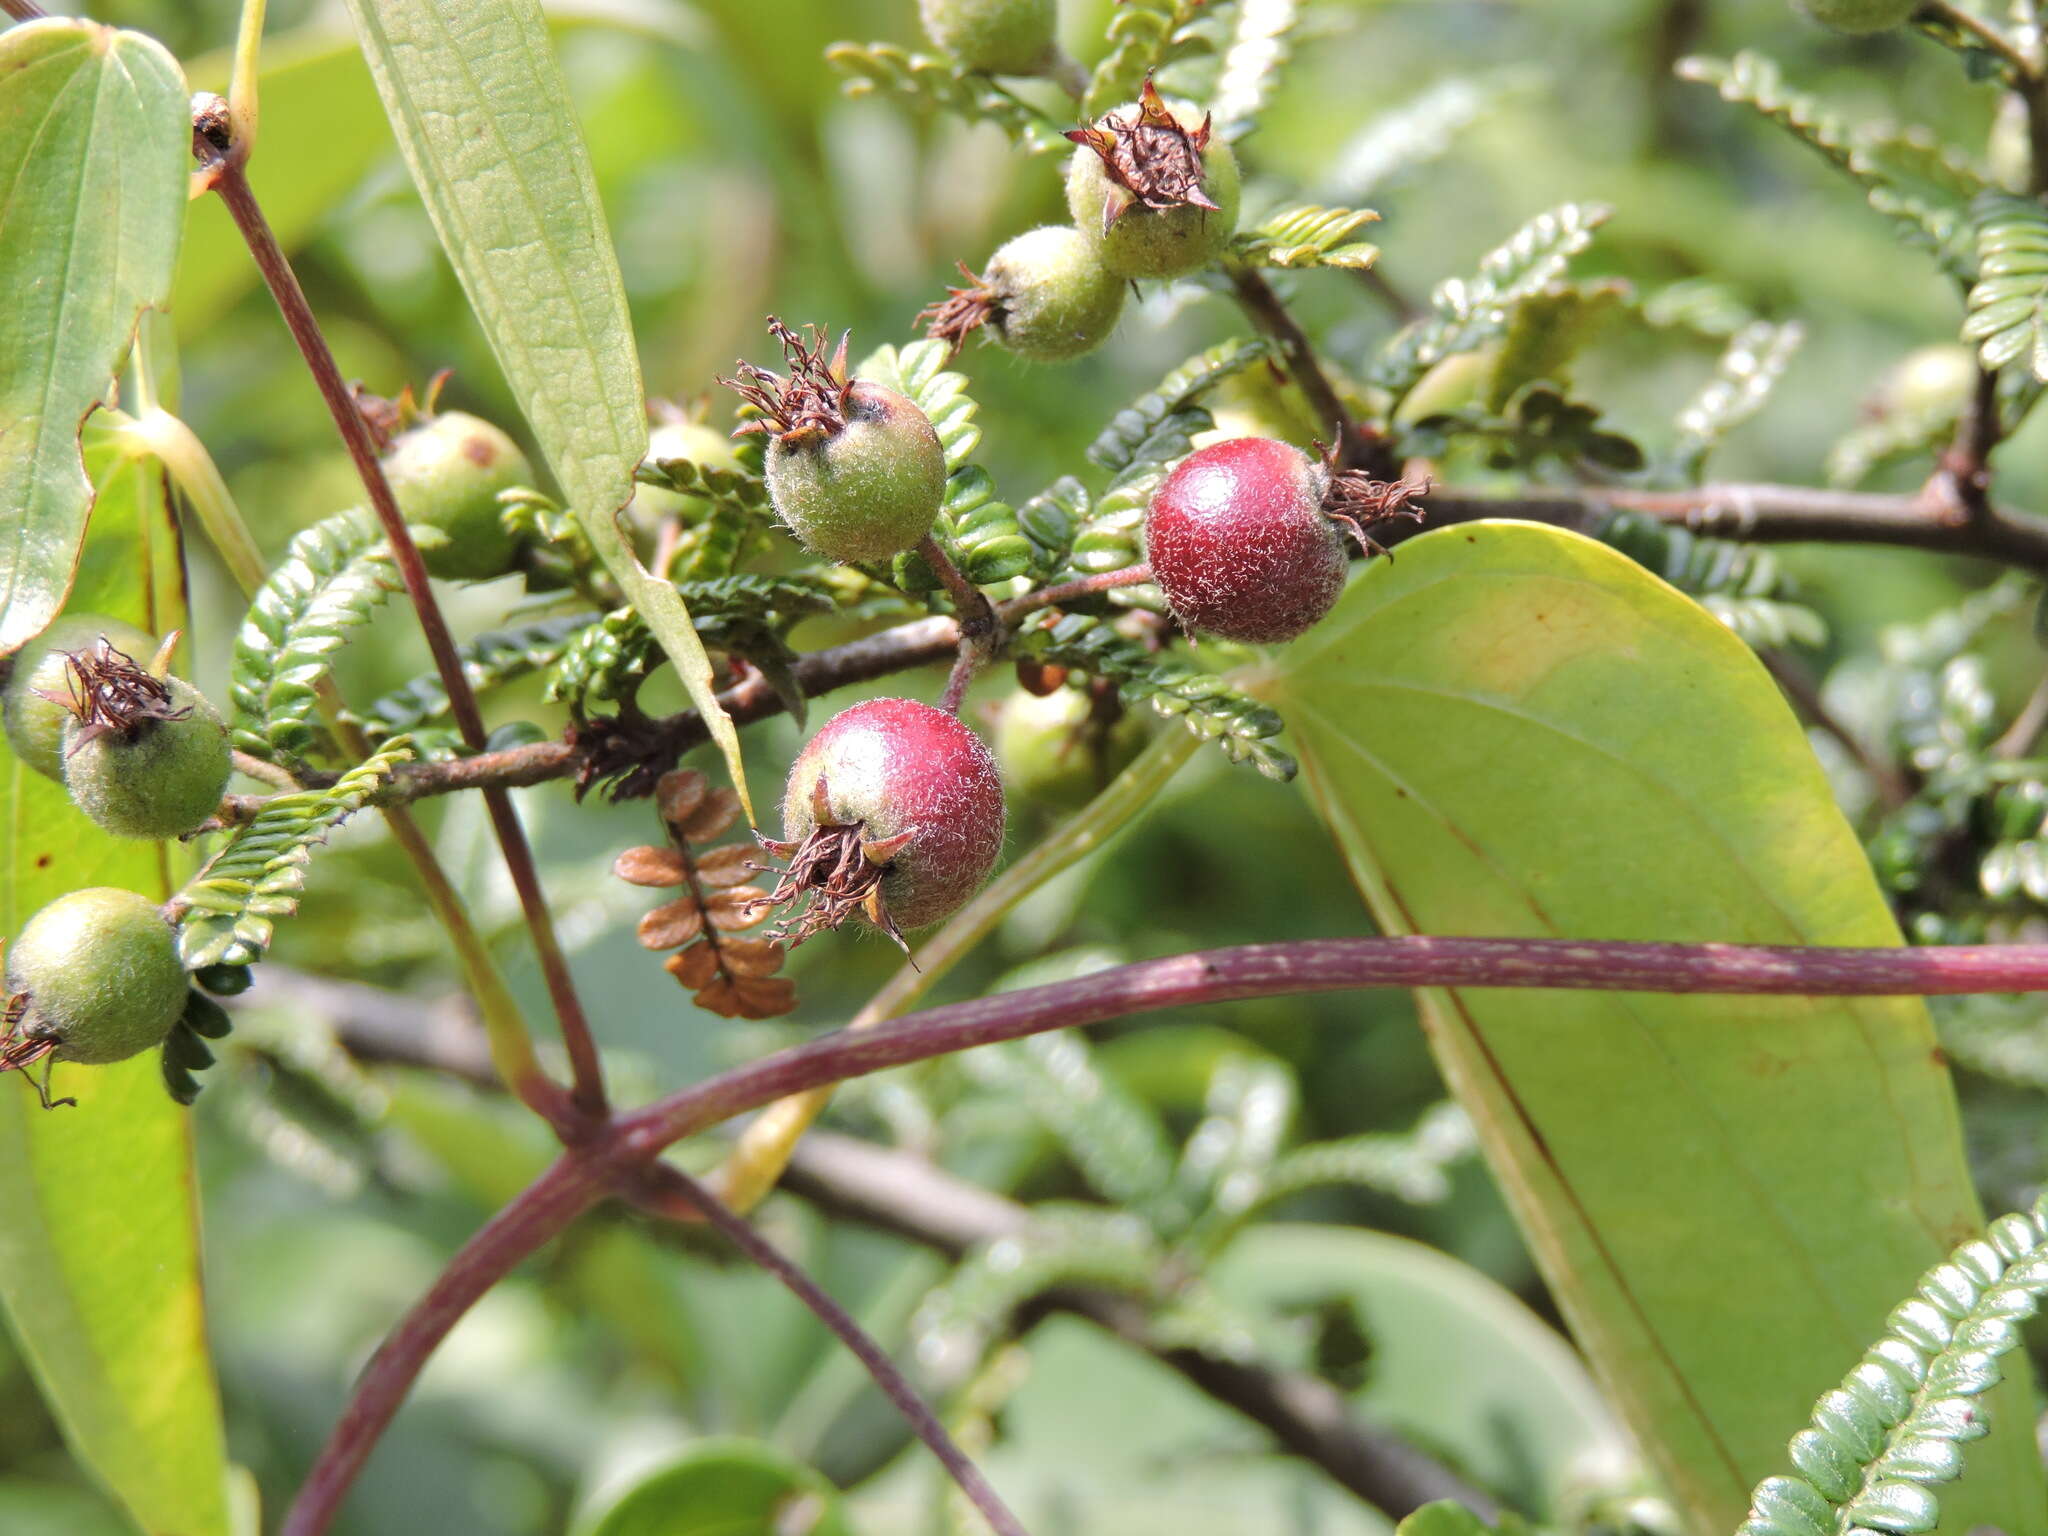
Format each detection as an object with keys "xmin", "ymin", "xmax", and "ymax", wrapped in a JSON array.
[
  {"xmin": 0, "ymin": 18, "xmax": 187, "ymax": 656},
  {"xmin": 336, "ymin": 0, "xmax": 752, "ymax": 818},
  {"xmin": 1266, "ymin": 521, "xmax": 2041, "ymax": 1535}
]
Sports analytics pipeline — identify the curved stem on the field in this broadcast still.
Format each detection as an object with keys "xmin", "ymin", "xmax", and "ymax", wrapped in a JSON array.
[
  {"xmin": 1225, "ymin": 263, "xmax": 1378, "ymax": 471},
  {"xmin": 199, "ymin": 141, "xmax": 609, "ymax": 1122},
  {"xmin": 919, "ymin": 534, "xmax": 999, "ymax": 714}
]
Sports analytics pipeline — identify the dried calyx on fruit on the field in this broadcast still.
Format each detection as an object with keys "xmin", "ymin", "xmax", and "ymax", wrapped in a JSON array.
[
  {"xmin": 722, "ymin": 319, "xmax": 948, "ymax": 564},
  {"xmin": 918, "ymin": 0, "xmax": 1059, "ymax": 76},
  {"xmin": 755, "ymin": 698, "xmax": 1005, "ymax": 952},
  {"xmin": 364, "ymin": 378, "xmax": 535, "ymax": 580},
  {"xmin": 51, "ymin": 637, "xmax": 232, "ymax": 840},
  {"xmin": 3, "ymin": 612, "xmax": 155, "ymax": 781},
  {"xmin": 2, "ymin": 888, "xmax": 189, "ymax": 1109},
  {"xmin": 1065, "ymin": 79, "xmax": 1241, "ymax": 280},
  {"xmin": 1145, "ymin": 438, "xmax": 1429, "ymax": 644},
  {"xmin": 920, "ymin": 226, "xmax": 1127, "ymax": 362}
]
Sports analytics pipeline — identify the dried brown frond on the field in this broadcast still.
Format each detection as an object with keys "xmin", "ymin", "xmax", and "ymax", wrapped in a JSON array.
[
  {"xmin": 617, "ymin": 769, "xmax": 796, "ymax": 1020},
  {"xmin": 717, "ymin": 317, "xmax": 854, "ymax": 447},
  {"xmin": 1064, "ymin": 78, "xmax": 1219, "ymax": 234}
]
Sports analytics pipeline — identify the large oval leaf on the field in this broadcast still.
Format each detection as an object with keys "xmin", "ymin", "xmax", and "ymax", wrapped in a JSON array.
[
  {"xmin": 0, "ymin": 442, "xmax": 228, "ymax": 1534},
  {"xmin": 577, "ymin": 1439, "xmax": 853, "ymax": 1536},
  {"xmin": 337, "ymin": 0, "xmax": 752, "ymax": 816},
  {"xmin": 0, "ymin": 18, "xmax": 187, "ymax": 656},
  {"xmin": 1266, "ymin": 521, "xmax": 2041, "ymax": 1534}
]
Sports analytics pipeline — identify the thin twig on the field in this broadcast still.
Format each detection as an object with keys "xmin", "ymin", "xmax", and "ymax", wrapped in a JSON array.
[
  {"xmin": 1760, "ymin": 652, "xmax": 1913, "ymax": 811},
  {"xmin": 632, "ymin": 1166, "xmax": 1031, "ymax": 1536},
  {"xmin": 1226, "ymin": 264, "xmax": 1378, "ymax": 471},
  {"xmin": 919, "ymin": 534, "xmax": 999, "ymax": 714},
  {"xmin": 230, "ymin": 749, "xmax": 300, "ymax": 790},
  {"xmin": 0, "ymin": 0, "xmax": 47, "ymax": 21},
  {"xmin": 1995, "ymin": 671, "xmax": 2048, "ymax": 760},
  {"xmin": 197, "ymin": 134, "xmax": 609, "ymax": 1123},
  {"xmin": 1917, "ymin": 2, "xmax": 2039, "ymax": 81},
  {"xmin": 1015, "ymin": 562, "xmax": 1154, "ymax": 615}
]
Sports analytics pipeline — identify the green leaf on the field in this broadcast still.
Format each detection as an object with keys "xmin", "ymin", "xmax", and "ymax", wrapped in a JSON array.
[
  {"xmin": 340, "ymin": 0, "xmax": 754, "ymax": 819},
  {"xmin": 1394, "ymin": 1504, "xmax": 1494, "ymax": 1536},
  {"xmin": 1233, "ymin": 203, "xmax": 1380, "ymax": 270},
  {"xmin": 0, "ymin": 459, "xmax": 227, "ymax": 1535},
  {"xmin": 1089, "ymin": 337, "xmax": 1269, "ymax": 475},
  {"xmin": 1266, "ymin": 522, "xmax": 2042, "ymax": 1534},
  {"xmin": 229, "ymin": 507, "xmax": 398, "ymax": 763},
  {"xmin": 857, "ymin": 339, "xmax": 982, "ymax": 470},
  {"xmin": 175, "ymin": 742, "xmax": 413, "ymax": 969},
  {"xmin": 576, "ymin": 1438, "xmax": 853, "ymax": 1536},
  {"xmin": 894, "ymin": 466, "xmax": 1034, "ymax": 590},
  {"xmin": 825, "ymin": 41, "xmax": 1068, "ymax": 154},
  {"xmin": 1671, "ymin": 320, "xmax": 1806, "ymax": 477},
  {"xmin": 1208, "ymin": 0, "xmax": 1302, "ymax": 140},
  {"xmin": 1964, "ymin": 191, "xmax": 2048, "ymax": 380},
  {"xmin": 1327, "ymin": 69, "xmax": 1539, "ymax": 200},
  {"xmin": 0, "ymin": 18, "xmax": 188, "ymax": 656},
  {"xmin": 1085, "ymin": 0, "xmax": 1210, "ymax": 120},
  {"xmin": 356, "ymin": 611, "xmax": 602, "ymax": 744}
]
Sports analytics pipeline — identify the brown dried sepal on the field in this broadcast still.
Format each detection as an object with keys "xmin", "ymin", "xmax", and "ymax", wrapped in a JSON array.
[
  {"xmin": 351, "ymin": 370, "xmax": 450, "ymax": 453},
  {"xmin": 918, "ymin": 262, "xmax": 1001, "ymax": 358},
  {"xmin": 618, "ymin": 769, "xmax": 796, "ymax": 1021},
  {"xmin": 718, "ymin": 317, "xmax": 854, "ymax": 449},
  {"xmin": 747, "ymin": 774, "xmax": 917, "ymax": 957},
  {"xmin": 1065, "ymin": 78, "xmax": 1220, "ymax": 235},
  {"xmin": 38, "ymin": 638, "xmax": 189, "ymax": 756},
  {"xmin": 0, "ymin": 973, "xmax": 71, "ymax": 1111},
  {"xmin": 1315, "ymin": 445, "xmax": 1431, "ymax": 560}
]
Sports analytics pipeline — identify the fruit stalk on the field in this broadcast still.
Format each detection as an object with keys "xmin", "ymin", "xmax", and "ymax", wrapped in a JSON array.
[{"xmin": 918, "ymin": 533, "xmax": 1000, "ymax": 712}]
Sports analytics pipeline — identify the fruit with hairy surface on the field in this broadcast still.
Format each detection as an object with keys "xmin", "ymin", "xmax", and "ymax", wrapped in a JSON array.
[
  {"xmin": 762, "ymin": 698, "xmax": 1005, "ymax": 946},
  {"xmin": 724, "ymin": 321, "xmax": 947, "ymax": 563},
  {"xmin": 1066, "ymin": 83, "xmax": 1240, "ymax": 280},
  {"xmin": 3, "ymin": 613, "xmax": 154, "ymax": 781},
  {"xmin": 380, "ymin": 409, "xmax": 533, "ymax": 579},
  {"xmin": 921, "ymin": 226, "xmax": 1126, "ymax": 362},
  {"xmin": 5, "ymin": 889, "xmax": 187, "ymax": 1066},
  {"xmin": 1145, "ymin": 438, "xmax": 1427, "ymax": 643},
  {"xmin": 63, "ymin": 672, "xmax": 232, "ymax": 841},
  {"xmin": 919, "ymin": 0, "xmax": 1058, "ymax": 74}
]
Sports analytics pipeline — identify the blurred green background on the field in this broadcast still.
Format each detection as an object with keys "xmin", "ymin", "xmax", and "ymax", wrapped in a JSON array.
[{"xmin": 8, "ymin": 0, "xmax": 2048, "ymax": 1531}]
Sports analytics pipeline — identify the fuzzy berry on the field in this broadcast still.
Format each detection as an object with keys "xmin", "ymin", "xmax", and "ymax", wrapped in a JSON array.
[
  {"xmin": 3, "ymin": 612, "xmax": 153, "ymax": 782},
  {"xmin": 62, "ymin": 666, "xmax": 231, "ymax": 841},
  {"xmin": 1065, "ymin": 82, "xmax": 1240, "ymax": 281},
  {"xmin": 918, "ymin": 0, "xmax": 1058, "ymax": 75},
  {"xmin": 381, "ymin": 410, "xmax": 533, "ymax": 579},
  {"xmin": 921, "ymin": 226, "xmax": 1126, "ymax": 363},
  {"xmin": 628, "ymin": 418, "xmax": 741, "ymax": 540},
  {"xmin": 725, "ymin": 320, "xmax": 946, "ymax": 564},
  {"xmin": 1791, "ymin": 0, "xmax": 1916, "ymax": 31},
  {"xmin": 6, "ymin": 888, "xmax": 187, "ymax": 1066},
  {"xmin": 1145, "ymin": 438, "xmax": 1428, "ymax": 644},
  {"xmin": 995, "ymin": 683, "xmax": 1147, "ymax": 810},
  {"xmin": 767, "ymin": 698, "xmax": 1005, "ymax": 942}
]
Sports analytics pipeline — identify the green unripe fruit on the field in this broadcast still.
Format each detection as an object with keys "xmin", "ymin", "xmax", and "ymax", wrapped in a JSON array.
[
  {"xmin": 6, "ymin": 888, "xmax": 187, "ymax": 1064},
  {"xmin": 919, "ymin": 0, "xmax": 1057, "ymax": 75},
  {"xmin": 1392, "ymin": 348, "xmax": 1499, "ymax": 429},
  {"xmin": 995, "ymin": 685, "xmax": 1148, "ymax": 809},
  {"xmin": 957, "ymin": 226, "xmax": 1127, "ymax": 362},
  {"xmin": 63, "ymin": 677, "xmax": 231, "ymax": 840},
  {"xmin": 628, "ymin": 419, "xmax": 740, "ymax": 540},
  {"xmin": 3, "ymin": 613, "xmax": 153, "ymax": 781},
  {"xmin": 766, "ymin": 385, "xmax": 946, "ymax": 562},
  {"xmin": 380, "ymin": 410, "xmax": 533, "ymax": 579},
  {"xmin": 1875, "ymin": 344, "xmax": 1977, "ymax": 419},
  {"xmin": 1066, "ymin": 88, "xmax": 1240, "ymax": 281},
  {"xmin": 1790, "ymin": 0, "xmax": 1916, "ymax": 31}
]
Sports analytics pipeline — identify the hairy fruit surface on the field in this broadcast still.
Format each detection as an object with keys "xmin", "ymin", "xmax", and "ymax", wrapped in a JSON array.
[
  {"xmin": 763, "ymin": 697, "xmax": 1005, "ymax": 945},
  {"xmin": 724, "ymin": 320, "xmax": 947, "ymax": 563},
  {"xmin": 3, "ymin": 613, "xmax": 154, "ymax": 782},
  {"xmin": 5, "ymin": 888, "xmax": 187, "ymax": 1066},
  {"xmin": 918, "ymin": 0, "xmax": 1058, "ymax": 75},
  {"xmin": 62, "ymin": 667, "xmax": 231, "ymax": 841},
  {"xmin": 921, "ymin": 226, "xmax": 1127, "ymax": 362},
  {"xmin": 1145, "ymin": 439, "xmax": 1428, "ymax": 643},
  {"xmin": 1791, "ymin": 0, "xmax": 1917, "ymax": 31},
  {"xmin": 381, "ymin": 409, "xmax": 533, "ymax": 579},
  {"xmin": 1065, "ymin": 82, "xmax": 1240, "ymax": 280}
]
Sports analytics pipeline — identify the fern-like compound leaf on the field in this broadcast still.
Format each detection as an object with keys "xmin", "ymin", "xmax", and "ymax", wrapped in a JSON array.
[
  {"xmin": 635, "ymin": 450, "xmax": 773, "ymax": 582},
  {"xmin": 1672, "ymin": 320, "xmax": 1807, "ymax": 477},
  {"xmin": 858, "ymin": 338, "xmax": 982, "ymax": 469},
  {"xmin": 175, "ymin": 742, "xmax": 413, "ymax": 969},
  {"xmin": 1369, "ymin": 202, "xmax": 1612, "ymax": 399},
  {"xmin": 1965, "ymin": 191, "xmax": 2048, "ymax": 381},
  {"xmin": 1593, "ymin": 509, "xmax": 1825, "ymax": 651},
  {"xmin": 825, "ymin": 41, "xmax": 1068, "ymax": 153},
  {"xmin": 1208, "ymin": 0, "xmax": 1302, "ymax": 139},
  {"xmin": 894, "ymin": 466, "xmax": 1035, "ymax": 591},
  {"xmin": 1018, "ymin": 476, "xmax": 1091, "ymax": 578},
  {"xmin": 356, "ymin": 612, "xmax": 602, "ymax": 747},
  {"xmin": 1089, "ymin": 337, "xmax": 1270, "ymax": 476},
  {"xmin": 229, "ymin": 507, "xmax": 398, "ymax": 763},
  {"xmin": 1017, "ymin": 611, "xmax": 1296, "ymax": 778},
  {"xmin": 1233, "ymin": 203, "xmax": 1381, "ymax": 270},
  {"xmin": 1084, "ymin": 0, "xmax": 1212, "ymax": 120},
  {"xmin": 1732, "ymin": 1194, "xmax": 2048, "ymax": 1536}
]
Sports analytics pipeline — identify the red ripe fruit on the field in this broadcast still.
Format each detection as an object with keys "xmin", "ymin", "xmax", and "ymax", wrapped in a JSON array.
[
  {"xmin": 1145, "ymin": 438, "xmax": 1427, "ymax": 644},
  {"xmin": 761, "ymin": 698, "xmax": 1005, "ymax": 948}
]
